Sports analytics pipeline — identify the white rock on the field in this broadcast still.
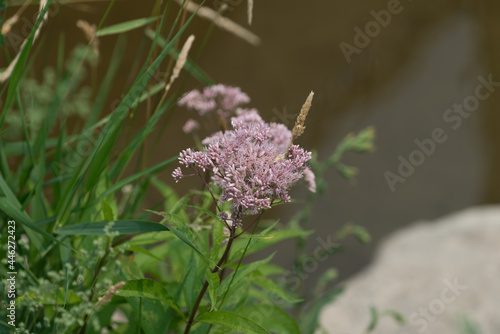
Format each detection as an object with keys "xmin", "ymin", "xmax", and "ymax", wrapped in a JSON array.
[{"xmin": 318, "ymin": 206, "xmax": 500, "ymax": 334}]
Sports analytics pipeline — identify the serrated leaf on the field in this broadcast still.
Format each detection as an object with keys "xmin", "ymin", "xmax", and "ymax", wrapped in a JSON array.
[
  {"xmin": 218, "ymin": 254, "xmax": 274, "ymax": 297},
  {"xmin": 206, "ymin": 269, "xmax": 220, "ymax": 311},
  {"xmin": 252, "ymin": 276, "xmax": 302, "ymax": 304},
  {"xmin": 235, "ymin": 306, "xmax": 300, "ymax": 334},
  {"xmin": 196, "ymin": 311, "xmax": 270, "ymax": 334},
  {"xmin": 117, "ymin": 279, "xmax": 185, "ymax": 319},
  {"xmin": 169, "ymin": 226, "xmax": 215, "ymax": 267},
  {"xmin": 187, "ymin": 204, "xmax": 220, "ymax": 221}
]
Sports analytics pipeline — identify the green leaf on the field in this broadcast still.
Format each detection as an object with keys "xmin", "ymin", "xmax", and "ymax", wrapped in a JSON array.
[
  {"xmin": 349, "ymin": 126, "xmax": 376, "ymax": 152},
  {"xmin": 17, "ymin": 287, "xmax": 81, "ymax": 305},
  {"xmin": 186, "ymin": 204, "xmax": 220, "ymax": 221},
  {"xmin": 366, "ymin": 307, "xmax": 405, "ymax": 332},
  {"xmin": 100, "ymin": 196, "xmax": 116, "ymax": 221},
  {"xmin": 235, "ymin": 306, "xmax": 300, "ymax": 334},
  {"xmin": 151, "ymin": 176, "xmax": 188, "ymax": 221},
  {"xmin": 252, "ymin": 276, "xmax": 302, "ymax": 304},
  {"xmin": 219, "ymin": 254, "xmax": 274, "ymax": 297},
  {"xmin": 314, "ymin": 268, "xmax": 338, "ymax": 296},
  {"xmin": 117, "ymin": 279, "xmax": 185, "ymax": 319},
  {"xmin": 206, "ymin": 269, "xmax": 220, "ymax": 311},
  {"xmin": 169, "ymin": 226, "xmax": 215, "ymax": 267},
  {"xmin": 196, "ymin": 311, "xmax": 270, "ymax": 334},
  {"xmin": 128, "ymin": 231, "xmax": 171, "ymax": 246},
  {"xmin": 125, "ymin": 245, "xmax": 165, "ymax": 262},
  {"xmin": 0, "ymin": 196, "xmax": 65, "ymax": 251},
  {"xmin": 337, "ymin": 223, "xmax": 371, "ymax": 244},
  {"xmin": 183, "ymin": 251, "xmax": 198, "ymax": 312},
  {"xmin": 1, "ymin": 1, "xmax": 52, "ymax": 115},
  {"xmin": 55, "ymin": 220, "xmax": 170, "ymax": 235},
  {"xmin": 97, "ymin": 17, "xmax": 159, "ymax": 36},
  {"xmin": 300, "ymin": 288, "xmax": 343, "ymax": 334},
  {"xmin": 367, "ymin": 306, "xmax": 378, "ymax": 332},
  {"xmin": 127, "ymin": 297, "xmax": 169, "ymax": 334},
  {"xmin": 381, "ymin": 309, "xmax": 405, "ymax": 326},
  {"xmin": 458, "ymin": 316, "xmax": 482, "ymax": 334},
  {"xmin": 0, "ymin": 169, "xmax": 20, "ymax": 207},
  {"xmin": 229, "ymin": 226, "xmax": 312, "ymax": 263}
]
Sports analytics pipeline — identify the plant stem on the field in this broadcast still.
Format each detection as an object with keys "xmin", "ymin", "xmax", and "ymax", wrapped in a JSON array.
[{"xmin": 184, "ymin": 229, "xmax": 235, "ymax": 334}]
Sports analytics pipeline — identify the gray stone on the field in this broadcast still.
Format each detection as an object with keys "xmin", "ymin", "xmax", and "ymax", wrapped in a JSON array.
[{"xmin": 318, "ymin": 206, "xmax": 500, "ymax": 334}]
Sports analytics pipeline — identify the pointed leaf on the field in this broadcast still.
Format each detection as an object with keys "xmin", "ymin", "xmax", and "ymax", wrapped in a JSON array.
[
  {"xmin": 196, "ymin": 311, "xmax": 270, "ymax": 334},
  {"xmin": 117, "ymin": 279, "xmax": 185, "ymax": 319},
  {"xmin": 97, "ymin": 17, "xmax": 159, "ymax": 36},
  {"xmin": 55, "ymin": 220, "xmax": 170, "ymax": 235}
]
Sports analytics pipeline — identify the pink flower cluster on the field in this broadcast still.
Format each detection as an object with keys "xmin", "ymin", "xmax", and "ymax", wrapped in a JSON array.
[
  {"xmin": 178, "ymin": 84, "xmax": 250, "ymax": 117},
  {"xmin": 182, "ymin": 119, "xmax": 200, "ymax": 134},
  {"xmin": 173, "ymin": 107, "xmax": 312, "ymax": 227}
]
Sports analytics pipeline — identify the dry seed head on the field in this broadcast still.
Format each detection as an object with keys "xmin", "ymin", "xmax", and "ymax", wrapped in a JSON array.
[
  {"xmin": 1, "ymin": 15, "xmax": 19, "ymax": 35},
  {"xmin": 292, "ymin": 91, "xmax": 314, "ymax": 141},
  {"xmin": 76, "ymin": 20, "xmax": 99, "ymax": 57},
  {"xmin": 96, "ymin": 281, "xmax": 126, "ymax": 308},
  {"xmin": 286, "ymin": 91, "xmax": 314, "ymax": 155},
  {"xmin": 0, "ymin": 0, "xmax": 48, "ymax": 83},
  {"xmin": 76, "ymin": 20, "xmax": 96, "ymax": 41},
  {"xmin": 165, "ymin": 34, "xmax": 195, "ymax": 94}
]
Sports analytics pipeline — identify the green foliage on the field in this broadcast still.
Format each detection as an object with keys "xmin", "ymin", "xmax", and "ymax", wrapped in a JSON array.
[
  {"xmin": 458, "ymin": 316, "xmax": 483, "ymax": 334},
  {"xmin": 337, "ymin": 222, "xmax": 371, "ymax": 244},
  {"xmin": 197, "ymin": 311, "xmax": 270, "ymax": 334},
  {"xmin": 365, "ymin": 306, "xmax": 405, "ymax": 333},
  {"xmin": 0, "ymin": 1, "xmax": 377, "ymax": 333},
  {"xmin": 97, "ymin": 17, "xmax": 160, "ymax": 37},
  {"xmin": 317, "ymin": 126, "xmax": 376, "ymax": 184}
]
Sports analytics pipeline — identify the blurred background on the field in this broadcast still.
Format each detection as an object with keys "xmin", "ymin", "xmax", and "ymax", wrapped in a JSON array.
[{"xmin": 2, "ymin": 0, "xmax": 499, "ymax": 293}]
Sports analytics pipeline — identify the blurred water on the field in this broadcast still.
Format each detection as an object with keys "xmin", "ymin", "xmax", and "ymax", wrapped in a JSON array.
[{"xmin": 3, "ymin": 0, "xmax": 500, "ymax": 289}]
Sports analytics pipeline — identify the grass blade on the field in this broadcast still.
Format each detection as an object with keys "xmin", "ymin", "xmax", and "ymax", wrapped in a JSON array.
[
  {"xmin": 55, "ymin": 220, "xmax": 170, "ymax": 235},
  {"xmin": 97, "ymin": 17, "xmax": 158, "ymax": 36}
]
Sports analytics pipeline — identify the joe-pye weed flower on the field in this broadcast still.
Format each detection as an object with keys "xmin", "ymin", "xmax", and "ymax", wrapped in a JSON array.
[{"xmin": 173, "ymin": 89, "xmax": 315, "ymax": 227}]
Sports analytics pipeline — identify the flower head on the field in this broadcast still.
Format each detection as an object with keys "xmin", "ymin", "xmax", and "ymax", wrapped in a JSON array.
[
  {"xmin": 178, "ymin": 84, "xmax": 250, "ymax": 117},
  {"xmin": 176, "ymin": 117, "xmax": 311, "ymax": 226},
  {"xmin": 303, "ymin": 167, "xmax": 316, "ymax": 193},
  {"xmin": 182, "ymin": 119, "xmax": 200, "ymax": 134}
]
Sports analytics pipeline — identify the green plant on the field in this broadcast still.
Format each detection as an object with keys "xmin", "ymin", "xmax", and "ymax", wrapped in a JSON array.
[{"xmin": 0, "ymin": 1, "xmax": 375, "ymax": 333}]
